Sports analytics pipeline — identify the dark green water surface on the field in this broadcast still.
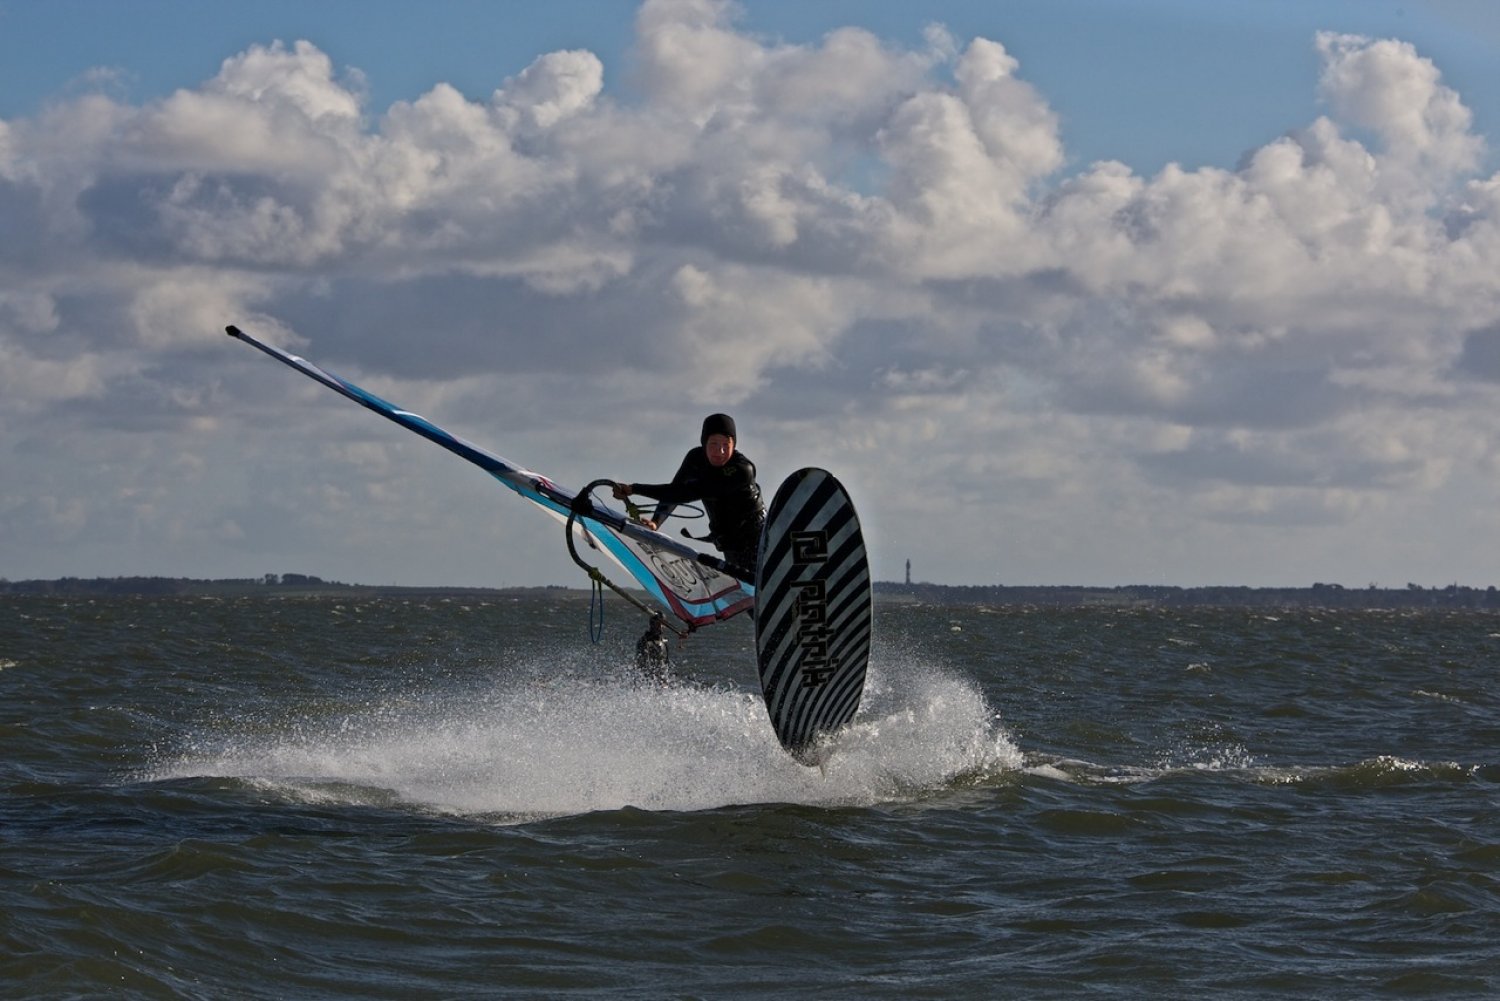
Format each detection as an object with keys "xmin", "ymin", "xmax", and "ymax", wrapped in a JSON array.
[{"xmin": 3, "ymin": 595, "xmax": 1497, "ymax": 998}]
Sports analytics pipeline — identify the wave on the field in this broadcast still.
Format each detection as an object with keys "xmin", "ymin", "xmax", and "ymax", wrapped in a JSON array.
[
  {"xmin": 146, "ymin": 650, "xmax": 1022, "ymax": 821},
  {"xmin": 1024, "ymin": 752, "xmax": 1493, "ymax": 790}
]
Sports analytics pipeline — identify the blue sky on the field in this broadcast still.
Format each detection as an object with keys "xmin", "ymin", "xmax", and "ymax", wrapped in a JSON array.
[
  {"xmin": 4, "ymin": 0, "xmax": 1500, "ymax": 588},
  {"xmin": 6, "ymin": 0, "xmax": 1496, "ymax": 176}
]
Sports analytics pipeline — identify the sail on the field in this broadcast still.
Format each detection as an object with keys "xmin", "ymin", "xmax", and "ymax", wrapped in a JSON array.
[{"xmin": 226, "ymin": 326, "xmax": 754, "ymax": 627}]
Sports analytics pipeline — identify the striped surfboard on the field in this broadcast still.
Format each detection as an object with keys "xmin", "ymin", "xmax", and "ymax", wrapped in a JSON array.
[{"xmin": 754, "ymin": 468, "xmax": 873, "ymax": 764}]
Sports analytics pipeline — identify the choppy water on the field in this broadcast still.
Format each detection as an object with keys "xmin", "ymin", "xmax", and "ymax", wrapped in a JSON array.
[{"xmin": 3, "ymin": 594, "xmax": 1498, "ymax": 999}]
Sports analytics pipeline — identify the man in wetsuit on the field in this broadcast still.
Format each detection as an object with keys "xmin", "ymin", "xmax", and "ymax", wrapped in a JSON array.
[{"xmin": 612, "ymin": 413, "xmax": 765, "ymax": 575}]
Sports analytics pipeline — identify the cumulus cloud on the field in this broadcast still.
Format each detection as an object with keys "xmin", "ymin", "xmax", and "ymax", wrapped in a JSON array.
[
  {"xmin": 495, "ymin": 49, "xmax": 603, "ymax": 129},
  {"xmin": 1315, "ymin": 31, "xmax": 1483, "ymax": 190},
  {"xmin": 3, "ymin": 0, "xmax": 1500, "ymax": 587}
]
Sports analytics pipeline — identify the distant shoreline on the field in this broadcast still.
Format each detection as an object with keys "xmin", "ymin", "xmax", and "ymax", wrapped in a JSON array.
[{"xmin": 3, "ymin": 575, "xmax": 1497, "ymax": 610}]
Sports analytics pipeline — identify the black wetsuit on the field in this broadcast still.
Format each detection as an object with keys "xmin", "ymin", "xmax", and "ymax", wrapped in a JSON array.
[{"xmin": 634, "ymin": 449, "xmax": 764, "ymax": 574}]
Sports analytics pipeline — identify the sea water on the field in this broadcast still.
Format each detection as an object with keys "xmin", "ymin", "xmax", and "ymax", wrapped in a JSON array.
[{"xmin": 2, "ymin": 594, "xmax": 1497, "ymax": 998}]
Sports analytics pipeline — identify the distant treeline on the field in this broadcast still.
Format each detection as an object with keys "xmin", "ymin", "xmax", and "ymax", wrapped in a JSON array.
[
  {"xmin": 876, "ymin": 581, "xmax": 1500, "ymax": 610},
  {"xmin": 0, "ymin": 575, "xmax": 342, "ymax": 596},
  {"xmin": 0, "ymin": 576, "xmax": 570, "ymax": 598},
  {"xmin": 4, "ymin": 575, "xmax": 1499, "ymax": 609}
]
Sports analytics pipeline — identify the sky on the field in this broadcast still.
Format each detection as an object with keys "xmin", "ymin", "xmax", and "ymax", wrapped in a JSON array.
[{"xmin": 3, "ymin": 0, "xmax": 1500, "ymax": 590}]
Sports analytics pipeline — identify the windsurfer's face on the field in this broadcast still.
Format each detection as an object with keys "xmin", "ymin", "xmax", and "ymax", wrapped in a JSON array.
[{"xmin": 705, "ymin": 434, "xmax": 735, "ymax": 467}]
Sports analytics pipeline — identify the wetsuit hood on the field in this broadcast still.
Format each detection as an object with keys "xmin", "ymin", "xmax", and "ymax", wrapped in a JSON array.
[{"xmin": 701, "ymin": 413, "xmax": 736, "ymax": 445}]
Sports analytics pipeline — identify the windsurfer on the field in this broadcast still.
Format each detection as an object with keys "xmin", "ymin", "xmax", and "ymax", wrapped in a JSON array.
[{"xmin": 612, "ymin": 414, "xmax": 765, "ymax": 575}]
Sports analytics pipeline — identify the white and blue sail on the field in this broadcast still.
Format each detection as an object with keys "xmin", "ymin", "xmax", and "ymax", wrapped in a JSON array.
[{"xmin": 226, "ymin": 325, "xmax": 754, "ymax": 628}]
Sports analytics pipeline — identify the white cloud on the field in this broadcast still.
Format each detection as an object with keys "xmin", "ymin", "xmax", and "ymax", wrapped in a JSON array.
[
  {"xmin": 0, "ymin": 290, "xmax": 59, "ymax": 334},
  {"xmin": 0, "ymin": 340, "xmax": 115, "ymax": 411},
  {"xmin": 495, "ymin": 50, "xmax": 603, "ymax": 130},
  {"xmin": 1315, "ymin": 32, "xmax": 1483, "ymax": 185},
  {"xmin": 3, "ymin": 6, "xmax": 1500, "ymax": 587},
  {"xmin": 632, "ymin": 0, "xmax": 767, "ymax": 120},
  {"xmin": 212, "ymin": 39, "xmax": 364, "ymax": 122},
  {"xmin": 128, "ymin": 41, "xmax": 362, "ymax": 177},
  {"xmin": 954, "ymin": 38, "xmax": 1063, "ymax": 189},
  {"xmin": 129, "ymin": 271, "xmax": 277, "ymax": 348}
]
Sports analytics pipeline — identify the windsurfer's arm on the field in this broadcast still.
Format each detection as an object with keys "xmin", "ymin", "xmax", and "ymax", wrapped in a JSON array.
[
  {"xmin": 616, "ymin": 451, "xmax": 699, "ymax": 525},
  {"xmin": 624, "ymin": 481, "xmax": 681, "ymax": 528},
  {"xmin": 610, "ymin": 482, "xmax": 665, "ymax": 529}
]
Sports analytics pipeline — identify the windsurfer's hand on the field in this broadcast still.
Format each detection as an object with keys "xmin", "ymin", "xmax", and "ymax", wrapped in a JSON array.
[
  {"xmin": 611, "ymin": 482, "xmax": 632, "ymax": 500},
  {"xmin": 641, "ymin": 518, "xmax": 658, "ymax": 530}
]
